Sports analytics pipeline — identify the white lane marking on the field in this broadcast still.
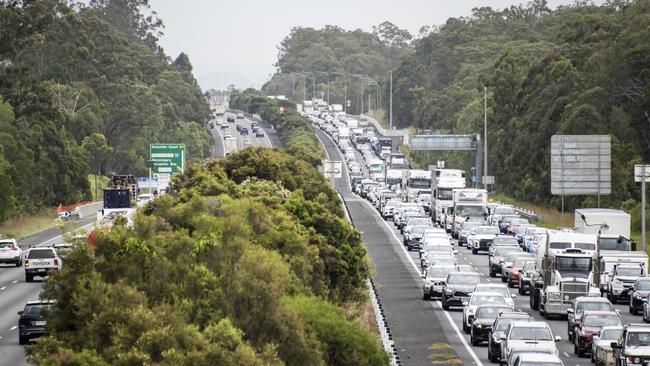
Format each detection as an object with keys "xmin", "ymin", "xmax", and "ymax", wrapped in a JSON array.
[
  {"xmin": 563, "ymin": 352, "xmax": 569, "ymax": 358},
  {"xmin": 0, "ymin": 287, "xmax": 6, "ymax": 291},
  {"xmin": 10, "ymin": 326, "xmax": 17, "ymax": 330},
  {"xmin": 358, "ymin": 198, "xmax": 484, "ymax": 366},
  {"xmin": 11, "ymin": 280, "xmax": 18, "ymax": 284},
  {"xmin": 33, "ymin": 222, "xmax": 94, "ymax": 249},
  {"xmin": 316, "ymin": 129, "xmax": 483, "ymax": 365}
]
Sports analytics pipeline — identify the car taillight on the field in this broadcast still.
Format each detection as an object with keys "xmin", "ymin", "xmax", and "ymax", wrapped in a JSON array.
[
  {"xmin": 54, "ymin": 258, "xmax": 59, "ymax": 266},
  {"xmin": 11, "ymin": 245, "xmax": 18, "ymax": 251},
  {"xmin": 24, "ymin": 259, "xmax": 29, "ymax": 268}
]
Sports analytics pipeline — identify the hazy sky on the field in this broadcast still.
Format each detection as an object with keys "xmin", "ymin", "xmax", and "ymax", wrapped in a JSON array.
[{"xmin": 150, "ymin": 0, "xmax": 584, "ymax": 91}]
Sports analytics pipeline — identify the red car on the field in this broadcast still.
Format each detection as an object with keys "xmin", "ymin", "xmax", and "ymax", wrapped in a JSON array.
[
  {"xmin": 505, "ymin": 256, "xmax": 533, "ymax": 288},
  {"xmin": 573, "ymin": 310, "xmax": 622, "ymax": 357}
]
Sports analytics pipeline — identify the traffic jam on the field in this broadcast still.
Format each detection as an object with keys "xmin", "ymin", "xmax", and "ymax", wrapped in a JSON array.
[{"xmin": 307, "ymin": 109, "xmax": 650, "ymax": 366}]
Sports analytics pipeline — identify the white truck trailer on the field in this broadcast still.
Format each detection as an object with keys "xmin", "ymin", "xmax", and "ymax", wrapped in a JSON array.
[
  {"xmin": 406, "ymin": 170, "xmax": 432, "ymax": 202},
  {"xmin": 431, "ymin": 169, "xmax": 466, "ymax": 225},
  {"xmin": 450, "ymin": 188, "xmax": 488, "ymax": 238}
]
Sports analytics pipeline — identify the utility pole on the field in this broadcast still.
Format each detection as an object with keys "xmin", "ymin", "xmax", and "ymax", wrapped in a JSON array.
[
  {"xmin": 643, "ymin": 164, "xmax": 647, "ymax": 252},
  {"xmin": 389, "ymin": 70, "xmax": 393, "ymax": 130},
  {"xmin": 484, "ymin": 86, "xmax": 488, "ymax": 190}
]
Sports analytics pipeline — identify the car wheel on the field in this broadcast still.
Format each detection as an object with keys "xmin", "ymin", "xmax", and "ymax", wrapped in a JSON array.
[
  {"xmin": 501, "ymin": 275, "xmax": 507, "ymax": 283},
  {"xmin": 423, "ymin": 292, "xmax": 430, "ymax": 301},
  {"xmin": 19, "ymin": 335, "xmax": 28, "ymax": 345},
  {"xmin": 518, "ymin": 285, "xmax": 525, "ymax": 295},
  {"xmin": 507, "ymin": 277, "xmax": 514, "ymax": 288},
  {"xmin": 463, "ymin": 321, "xmax": 469, "ymax": 334},
  {"xmin": 471, "ymin": 336, "xmax": 479, "ymax": 346},
  {"xmin": 574, "ymin": 342, "xmax": 579, "ymax": 356},
  {"xmin": 489, "ymin": 269, "xmax": 496, "ymax": 278},
  {"xmin": 591, "ymin": 350, "xmax": 595, "ymax": 363},
  {"xmin": 472, "ymin": 248, "xmax": 478, "ymax": 254},
  {"xmin": 630, "ymin": 304, "xmax": 637, "ymax": 315},
  {"xmin": 442, "ymin": 295, "xmax": 449, "ymax": 311},
  {"xmin": 25, "ymin": 274, "xmax": 32, "ymax": 283},
  {"xmin": 15, "ymin": 260, "xmax": 20, "ymax": 267},
  {"xmin": 577, "ymin": 343, "xmax": 586, "ymax": 358},
  {"xmin": 488, "ymin": 345, "xmax": 497, "ymax": 363}
]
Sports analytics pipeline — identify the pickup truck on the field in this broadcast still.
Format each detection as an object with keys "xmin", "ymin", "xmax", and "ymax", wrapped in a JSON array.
[
  {"xmin": 611, "ymin": 323, "xmax": 650, "ymax": 365},
  {"xmin": 24, "ymin": 248, "xmax": 62, "ymax": 282}
]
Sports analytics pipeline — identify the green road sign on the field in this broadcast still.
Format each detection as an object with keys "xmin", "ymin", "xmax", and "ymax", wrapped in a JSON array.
[{"xmin": 150, "ymin": 143, "xmax": 185, "ymax": 175}]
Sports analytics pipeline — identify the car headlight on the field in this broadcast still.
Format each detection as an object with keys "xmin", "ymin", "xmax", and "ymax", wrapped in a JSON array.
[
  {"xmin": 634, "ymin": 292, "xmax": 643, "ymax": 299},
  {"xmin": 445, "ymin": 288, "xmax": 454, "ymax": 295},
  {"xmin": 627, "ymin": 356, "xmax": 641, "ymax": 364}
]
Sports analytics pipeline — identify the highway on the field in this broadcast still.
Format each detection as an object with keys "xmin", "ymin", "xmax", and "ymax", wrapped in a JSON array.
[
  {"xmin": 313, "ymin": 126, "xmax": 641, "ymax": 366},
  {"xmin": 0, "ymin": 216, "xmax": 95, "ymax": 366},
  {"xmin": 209, "ymin": 111, "xmax": 279, "ymax": 158}
]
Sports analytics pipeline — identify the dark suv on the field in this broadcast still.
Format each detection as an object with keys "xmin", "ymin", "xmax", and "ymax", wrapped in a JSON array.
[{"xmin": 18, "ymin": 300, "xmax": 55, "ymax": 344}]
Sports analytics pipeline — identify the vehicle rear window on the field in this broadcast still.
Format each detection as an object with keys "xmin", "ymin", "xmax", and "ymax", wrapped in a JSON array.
[
  {"xmin": 28, "ymin": 249, "xmax": 55, "ymax": 259},
  {"xmin": 24, "ymin": 304, "xmax": 51, "ymax": 315},
  {"xmin": 0, "ymin": 241, "xmax": 14, "ymax": 249},
  {"xmin": 583, "ymin": 315, "xmax": 622, "ymax": 327}
]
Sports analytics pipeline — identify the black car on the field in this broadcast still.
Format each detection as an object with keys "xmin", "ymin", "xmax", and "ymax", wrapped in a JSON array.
[
  {"xmin": 498, "ymin": 215, "xmax": 520, "ymax": 234},
  {"xmin": 487, "ymin": 311, "xmax": 534, "ymax": 362},
  {"xmin": 18, "ymin": 300, "xmax": 54, "ymax": 344},
  {"xmin": 470, "ymin": 305, "xmax": 512, "ymax": 346},
  {"xmin": 441, "ymin": 272, "xmax": 482, "ymax": 310},
  {"xmin": 240, "ymin": 127, "xmax": 249, "ymax": 135},
  {"xmin": 227, "ymin": 116, "xmax": 235, "ymax": 122},
  {"xmin": 236, "ymin": 124, "xmax": 242, "ymax": 132},
  {"xmin": 629, "ymin": 277, "xmax": 650, "ymax": 314}
]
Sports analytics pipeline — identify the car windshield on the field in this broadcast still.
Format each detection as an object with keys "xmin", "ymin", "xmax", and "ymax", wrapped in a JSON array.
[
  {"xmin": 456, "ymin": 205, "xmax": 485, "ymax": 217},
  {"xmin": 637, "ymin": 280, "xmax": 650, "ymax": 291},
  {"xmin": 495, "ymin": 207, "xmax": 516, "ymax": 215},
  {"xmin": 617, "ymin": 267, "xmax": 643, "ymax": 277},
  {"xmin": 425, "ymin": 246, "xmax": 453, "ymax": 253},
  {"xmin": 462, "ymin": 222, "xmax": 481, "ymax": 231},
  {"xmin": 496, "ymin": 317, "xmax": 531, "ymax": 331},
  {"xmin": 626, "ymin": 331, "xmax": 650, "ymax": 347},
  {"xmin": 583, "ymin": 315, "xmax": 622, "ymax": 327},
  {"xmin": 427, "ymin": 268, "xmax": 456, "ymax": 279},
  {"xmin": 471, "ymin": 295, "xmax": 506, "ymax": 306},
  {"xmin": 476, "ymin": 306, "xmax": 512, "ymax": 319},
  {"xmin": 28, "ymin": 249, "xmax": 55, "ymax": 259},
  {"xmin": 478, "ymin": 287, "xmax": 510, "ymax": 298},
  {"xmin": 511, "ymin": 218, "xmax": 529, "ymax": 225},
  {"xmin": 549, "ymin": 242, "xmax": 571, "ymax": 249},
  {"xmin": 494, "ymin": 238, "xmax": 519, "ymax": 245},
  {"xmin": 477, "ymin": 227, "xmax": 499, "ymax": 235},
  {"xmin": 447, "ymin": 274, "xmax": 481, "ymax": 285},
  {"xmin": 556, "ymin": 257, "xmax": 591, "ymax": 273},
  {"xmin": 600, "ymin": 329, "xmax": 622, "ymax": 341},
  {"xmin": 438, "ymin": 188, "xmax": 453, "ymax": 200},
  {"xmin": 576, "ymin": 302, "xmax": 612, "ymax": 314},
  {"xmin": 519, "ymin": 361, "xmax": 562, "ymax": 366},
  {"xmin": 494, "ymin": 248, "xmax": 520, "ymax": 257},
  {"xmin": 411, "ymin": 227, "xmax": 431, "ymax": 235},
  {"xmin": 410, "ymin": 178, "xmax": 430, "ymax": 188},
  {"xmin": 509, "ymin": 327, "xmax": 552, "ymax": 341},
  {"xmin": 599, "ymin": 237, "xmax": 631, "ymax": 251}
]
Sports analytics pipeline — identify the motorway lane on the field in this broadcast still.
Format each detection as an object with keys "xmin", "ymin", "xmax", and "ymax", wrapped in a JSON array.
[
  {"xmin": 211, "ymin": 112, "xmax": 275, "ymax": 158},
  {"xmin": 0, "ymin": 216, "xmax": 95, "ymax": 366},
  {"xmin": 315, "ymin": 129, "xmax": 481, "ymax": 366},
  {"xmin": 314, "ymin": 127, "xmax": 644, "ymax": 366}
]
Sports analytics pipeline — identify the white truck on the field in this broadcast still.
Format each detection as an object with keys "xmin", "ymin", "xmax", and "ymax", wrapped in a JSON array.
[
  {"xmin": 529, "ymin": 232, "xmax": 601, "ymax": 318},
  {"xmin": 385, "ymin": 169, "xmax": 405, "ymax": 190},
  {"xmin": 574, "ymin": 208, "xmax": 633, "ymax": 251},
  {"xmin": 214, "ymin": 104, "xmax": 226, "ymax": 116},
  {"xmin": 431, "ymin": 169, "xmax": 466, "ymax": 226},
  {"xmin": 368, "ymin": 159, "xmax": 386, "ymax": 182},
  {"xmin": 24, "ymin": 247, "xmax": 63, "ymax": 282},
  {"xmin": 331, "ymin": 104, "xmax": 343, "ymax": 112},
  {"xmin": 450, "ymin": 188, "xmax": 488, "ymax": 238},
  {"xmin": 406, "ymin": 170, "xmax": 432, "ymax": 202},
  {"xmin": 345, "ymin": 119, "xmax": 359, "ymax": 129},
  {"xmin": 224, "ymin": 137, "xmax": 238, "ymax": 156},
  {"xmin": 337, "ymin": 126, "xmax": 351, "ymax": 142}
]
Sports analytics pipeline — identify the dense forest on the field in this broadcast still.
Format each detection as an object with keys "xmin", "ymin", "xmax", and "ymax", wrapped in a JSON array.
[
  {"xmin": 263, "ymin": 0, "xmax": 650, "ymax": 220},
  {"xmin": 30, "ymin": 147, "xmax": 387, "ymax": 365},
  {"xmin": 390, "ymin": 0, "xmax": 649, "ymax": 215},
  {"xmin": 261, "ymin": 22, "xmax": 412, "ymax": 114},
  {"xmin": 0, "ymin": 0, "xmax": 212, "ymax": 222}
]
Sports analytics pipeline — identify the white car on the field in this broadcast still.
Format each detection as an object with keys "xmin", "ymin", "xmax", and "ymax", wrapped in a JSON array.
[
  {"xmin": 462, "ymin": 292, "xmax": 511, "ymax": 333},
  {"xmin": 0, "ymin": 239, "xmax": 22, "ymax": 267},
  {"xmin": 137, "ymin": 193, "xmax": 154, "ymax": 206},
  {"xmin": 24, "ymin": 247, "xmax": 63, "ymax": 282},
  {"xmin": 474, "ymin": 283, "xmax": 516, "ymax": 307},
  {"xmin": 469, "ymin": 225, "xmax": 500, "ymax": 254},
  {"xmin": 500, "ymin": 321, "xmax": 561, "ymax": 359},
  {"xmin": 243, "ymin": 138, "xmax": 251, "ymax": 146},
  {"xmin": 591, "ymin": 326, "xmax": 622, "ymax": 366}
]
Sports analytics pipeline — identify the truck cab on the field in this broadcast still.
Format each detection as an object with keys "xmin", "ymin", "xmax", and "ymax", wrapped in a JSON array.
[
  {"xmin": 611, "ymin": 324, "xmax": 650, "ymax": 365},
  {"xmin": 451, "ymin": 189, "xmax": 488, "ymax": 238}
]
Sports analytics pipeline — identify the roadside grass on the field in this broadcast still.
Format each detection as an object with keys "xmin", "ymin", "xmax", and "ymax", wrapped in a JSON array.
[
  {"xmin": 490, "ymin": 194, "xmax": 573, "ymax": 229},
  {"xmin": 88, "ymin": 174, "xmax": 109, "ymax": 201},
  {"xmin": 0, "ymin": 208, "xmax": 59, "ymax": 239},
  {"xmin": 427, "ymin": 343, "xmax": 462, "ymax": 364}
]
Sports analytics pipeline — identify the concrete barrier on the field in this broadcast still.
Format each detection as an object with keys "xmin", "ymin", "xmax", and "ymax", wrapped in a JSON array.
[{"xmin": 78, "ymin": 201, "xmax": 103, "ymax": 219}]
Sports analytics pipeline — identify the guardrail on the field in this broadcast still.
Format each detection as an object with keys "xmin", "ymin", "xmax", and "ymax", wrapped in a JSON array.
[{"xmin": 493, "ymin": 200, "xmax": 539, "ymax": 222}]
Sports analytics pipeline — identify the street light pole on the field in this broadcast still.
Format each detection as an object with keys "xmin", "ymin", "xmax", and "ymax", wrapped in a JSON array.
[
  {"xmin": 389, "ymin": 70, "xmax": 393, "ymax": 130},
  {"xmin": 484, "ymin": 86, "xmax": 488, "ymax": 190},
  {"xmin": 332, "ymin": 71, "xmax": 347, "ymax": 113},
  {"xmin": 292, "ymin": 72, "xmax": 307, "ymax": 102}
]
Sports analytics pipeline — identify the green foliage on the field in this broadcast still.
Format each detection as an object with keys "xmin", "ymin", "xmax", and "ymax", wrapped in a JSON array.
[
  {"xmin": 0, "ymin": 0, "xmax": 212, "ymax": 220},
  {"xmin": 394, "ymin": 1, "xmax": 650, "ymax": 211},
  {"xmin": 31, "ymin": 149, "xmax": 384, "ymax": 365},
  {"xmin": 261, "ymin": 23, "xmax": 412, "ymax": 113}
]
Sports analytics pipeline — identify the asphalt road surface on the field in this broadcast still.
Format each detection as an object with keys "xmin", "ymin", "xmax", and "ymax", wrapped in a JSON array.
[
  {"xmin": 0, "ymin": 215, "xmax": 95, "ymax": 366},
  {"xmin": 313, "ymin": 127, "xmax": 640, "ymax": 366},
  {"xmin": 210, "ymin": 112, "xmax": 279, "ymax": 158}
]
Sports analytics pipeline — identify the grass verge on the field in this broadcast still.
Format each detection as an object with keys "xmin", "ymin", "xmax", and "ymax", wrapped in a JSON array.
[
  {"xmin": 0, "ymin": 208, "xmax": 59, "ymax": 239},
  {"xmin": 368, "ymin": 109, "xmax": 388, "ymax": 129}
]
